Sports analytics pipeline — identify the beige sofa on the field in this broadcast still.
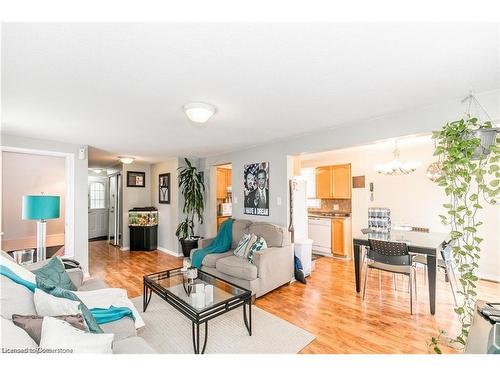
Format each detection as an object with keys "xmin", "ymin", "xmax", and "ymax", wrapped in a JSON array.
[
  {"xmin": 0, "ymin": 251, "xmax": 154, "ymax": 354},
  {"xmin": 192, "ymin": 220, "xmax": 294, "ymax": 298}
]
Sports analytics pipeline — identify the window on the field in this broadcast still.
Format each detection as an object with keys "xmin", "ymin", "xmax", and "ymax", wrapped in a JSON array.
[{"xmin": 89, "ymin": 182, "xmax": 105, "ymax": 209}]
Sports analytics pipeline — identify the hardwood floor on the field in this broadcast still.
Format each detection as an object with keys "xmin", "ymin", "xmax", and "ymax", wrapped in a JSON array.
[{"xmin": 88, "ymin": 240, "xmax": 500, "ymax": 354}]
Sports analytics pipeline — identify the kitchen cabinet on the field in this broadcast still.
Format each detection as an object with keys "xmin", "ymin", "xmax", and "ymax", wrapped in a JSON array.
[
  {"xmin": 331, "ymin": 217, "xmax": 352, "ymax": 258},
  {"xmin": 217, "ymin": 216, "xmax": 230, "ymax": 231},
  {"xmin": 216, "ymin": 168, "xmax": 232, "ymax": 199},
  {"xmin": 315, "ymin": 164, "xmax": 351, "ymax": 199},
  {"xmin": 315, "ymin": 166, "xmax": 332, "ymax": 199}
]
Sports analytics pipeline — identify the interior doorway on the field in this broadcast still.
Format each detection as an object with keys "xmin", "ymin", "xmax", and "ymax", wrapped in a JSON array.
[{"xmin": 215, "ymin": 163, "xmax": 232, "ymax": 233}]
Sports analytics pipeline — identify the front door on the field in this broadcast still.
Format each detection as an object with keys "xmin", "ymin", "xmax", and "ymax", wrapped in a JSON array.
[{"xmin": 88, "ymin": 180, "xmax": 109, "ymax": 239}]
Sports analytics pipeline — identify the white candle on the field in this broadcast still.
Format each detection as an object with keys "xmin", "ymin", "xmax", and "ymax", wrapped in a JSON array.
[
  {"xmin": 205, "ymin": 285, "xmax": 214, "ymax": 304},
  {"xmin": 195, "ymin": 292, "xmax": 205, "ymax": 308}
]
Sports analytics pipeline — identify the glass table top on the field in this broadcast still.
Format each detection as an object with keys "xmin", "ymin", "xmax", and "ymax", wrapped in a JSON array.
[
  {"xmin": 144, "ymin": 268, "xmax": 249, "ymax": 312},
  {"xmin": 353, "ymin": 229, "xmax": 449, "ymax": 250}
]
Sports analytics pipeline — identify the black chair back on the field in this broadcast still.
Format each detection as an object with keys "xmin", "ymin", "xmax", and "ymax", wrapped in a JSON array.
[{"xmin": 368, "ymin": 239, "xmax": 411, "ymax": 266}]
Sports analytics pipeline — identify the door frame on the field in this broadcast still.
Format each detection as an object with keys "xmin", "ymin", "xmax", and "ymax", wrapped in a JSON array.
[{"xmin": 1, "ymin": 146, "xmax": 76, "ymax": 258}]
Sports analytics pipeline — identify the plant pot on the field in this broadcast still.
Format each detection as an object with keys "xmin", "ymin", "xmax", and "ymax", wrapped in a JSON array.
[
  {"xmin": 180, "ymin": 237, "xmax": 200, "ymax": 258},
  {"xmin": 467, "ymin": 128, "xmax": 499, "ymax": 160}
]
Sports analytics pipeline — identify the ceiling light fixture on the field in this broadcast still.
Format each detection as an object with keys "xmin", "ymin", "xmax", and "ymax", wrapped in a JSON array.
[
  {"xmin": 119, "ymin": 157, "xmax": 135, "ymax": 164},
  {"xmin": 183, "ymin": 102, "xmax": 216, "ymax": 124},
  {"xmin": 93, "ymin": 168, "xmax": 102, "ymax": 174},
  {"xmin": 374, "ymin": 141, "xmax": 420, "ymax": 175}
]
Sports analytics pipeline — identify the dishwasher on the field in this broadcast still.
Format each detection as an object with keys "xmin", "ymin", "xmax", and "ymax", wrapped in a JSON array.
[{"xmin": 308, "ymin": 217, "xmax": 332, "ymax": 255}]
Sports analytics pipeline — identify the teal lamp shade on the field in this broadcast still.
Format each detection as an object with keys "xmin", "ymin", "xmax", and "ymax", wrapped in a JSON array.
[{"xmin": 22, "ymin": 195, "xmax": 60, "ymax": 220}]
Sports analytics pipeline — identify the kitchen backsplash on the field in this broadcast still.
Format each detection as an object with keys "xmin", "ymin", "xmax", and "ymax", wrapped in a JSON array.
[{"xmin": 309, "ymin": 199, "xmax": 352, "ymax": 214}]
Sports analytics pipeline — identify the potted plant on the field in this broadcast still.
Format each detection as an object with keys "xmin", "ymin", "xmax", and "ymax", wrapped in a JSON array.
[
  {"xmin": 175, "ymin": 158, "xmax": 205, "ymax": 257},
  {"xmin": 429, "ymin": 117, "xmax": 499, "ymax": 353}
]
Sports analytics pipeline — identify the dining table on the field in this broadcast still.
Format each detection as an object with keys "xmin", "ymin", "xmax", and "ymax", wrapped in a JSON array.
[{"xmin": 353, "ymin": 229, "xmax": 449, "ymax": 315}]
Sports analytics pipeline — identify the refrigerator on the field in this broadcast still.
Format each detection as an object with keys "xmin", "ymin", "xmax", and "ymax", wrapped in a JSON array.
[{"xmin": 290, "ymin": 178, "xmax": 313, "ymax": 276}]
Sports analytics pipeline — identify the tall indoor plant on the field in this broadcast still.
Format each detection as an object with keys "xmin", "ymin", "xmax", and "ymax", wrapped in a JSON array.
[
  {"xmin": 430, "ymin": 116, "xmax": 499, "ymax": 353},
  {"xmin": 175, "ymin": 158, "xmax": 206, "ymax": 257}
]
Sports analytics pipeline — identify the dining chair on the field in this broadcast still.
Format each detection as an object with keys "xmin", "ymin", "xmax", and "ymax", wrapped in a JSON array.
[
  {"xmin": 412, "ymin": 240, "xmax": 458, "ymax": 306},
  {"xmin": 363, "ymin": 239, "xmax": 417, "ymax": 314}
]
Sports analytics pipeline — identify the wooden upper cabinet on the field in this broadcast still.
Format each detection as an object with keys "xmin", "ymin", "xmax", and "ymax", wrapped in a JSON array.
[
  {"xmin": 216, "ymin": 168, "xmax": 227, "ymax": 199},
  {"xmin": 315, "ymin": 166, "xmax": 332, "ymax": 199},
  {"xmin": 331, "ymin": 164, "xmax": 351, "ymax": 199},
  {"xmin": 315, "ymin": 164, "xmax": 351, "ymax": 199},
  {"xmin": 226, "ymin": 169, "xmax": 232, "ymax": 189}
]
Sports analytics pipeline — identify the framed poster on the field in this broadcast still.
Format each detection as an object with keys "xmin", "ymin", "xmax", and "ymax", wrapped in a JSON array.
[
  {"xmin": 127, "ymin": 171, "xmax": 146, "ymax": 187},
  {"xmin": 159, "ymin": 173, "xmax": 171, "ymax": 204},
  {"xmin": 243, "ymin": 162, "xmax": 269, "ymax": 216}
]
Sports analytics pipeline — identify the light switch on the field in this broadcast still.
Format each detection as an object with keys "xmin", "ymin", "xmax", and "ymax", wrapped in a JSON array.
[
  {"xmin": 233, "ymin": 196, "xmax": 238, "ymax": 204},
  {"xmin": 277, "ymin": 197, "xmax": 282, "ymax": 206}
]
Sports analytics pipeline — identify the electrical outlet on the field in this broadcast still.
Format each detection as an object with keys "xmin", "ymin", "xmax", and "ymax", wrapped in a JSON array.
[
  {"xmin": 333, "ymin": 204, "xmax": 339, "ymax": 211},
  {"xmin": 233, "ymin": 196, "xmax": 238, "ymax": 204}
]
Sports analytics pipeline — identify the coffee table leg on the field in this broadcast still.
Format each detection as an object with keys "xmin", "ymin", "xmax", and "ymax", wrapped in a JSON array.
[
  {"xmin": 192, "ymin": 321, "xmax": 208, "ymax": 354},
  {"xmin": 243, "ymin": 297, "xmax": 252, "ymax": 336},
  {"xmin": 143, "ymin": 285, "xmax": 152, "ymax": 312}
]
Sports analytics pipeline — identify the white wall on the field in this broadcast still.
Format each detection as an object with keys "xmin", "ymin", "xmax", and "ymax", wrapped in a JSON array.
[
  {"xmin": 200, "ymin": 89, "xmax": 500, "ymax": 280},
  {"xmin": 121, "ymin": 162, "xmax": 152, "ymax": 249},
  {"xmin": 301, "ymin": 136, "xmax": 500, "ymax": 281},
  {"xmin": 151, "ymin": 159, "xmax": 180, "ymax": 255},
  {"xmin": 2, "ymin": 152, "xmax": 66, "ymax": 240},
  {"xmin": 1, "ymin": 134, "xmax": 89, "ymax": 272}
]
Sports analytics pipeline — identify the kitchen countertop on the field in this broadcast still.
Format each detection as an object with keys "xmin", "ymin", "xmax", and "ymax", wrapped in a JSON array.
[{"xmin": 308, "ymin": 212, "xmax": 351, "ymax": 218}]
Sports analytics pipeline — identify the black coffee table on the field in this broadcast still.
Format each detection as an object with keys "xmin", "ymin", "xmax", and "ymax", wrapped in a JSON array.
[{"xmin": 143, "ymin": 268, "xmax": 252, "ymax": 354}]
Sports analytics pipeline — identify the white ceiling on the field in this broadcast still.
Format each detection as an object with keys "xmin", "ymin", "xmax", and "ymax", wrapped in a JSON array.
[{"xmin": 2, "ymin": 23, "xmax": 499, "ymax": 162}]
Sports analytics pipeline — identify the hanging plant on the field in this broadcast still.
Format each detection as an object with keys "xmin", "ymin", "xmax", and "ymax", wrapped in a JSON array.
[{"xmin": 429, "ymin": 116, "xmax": 499, "ymax": 353}]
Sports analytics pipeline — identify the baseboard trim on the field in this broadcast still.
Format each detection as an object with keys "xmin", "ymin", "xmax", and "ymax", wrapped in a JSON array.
[
  {"xmin": 157, "ymin": 246, "xmax": 183, "ymax": 257},
  {"xmin": 120, "ymin": 247, "xmax": 130, "ymax": 251}
]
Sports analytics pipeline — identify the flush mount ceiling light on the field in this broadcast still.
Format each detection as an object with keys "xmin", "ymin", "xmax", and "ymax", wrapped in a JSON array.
[
  {"xmin": 92, "ymin": 168, "xmax": 102, "ymax": 174},
  {"xmin": 119, "ymin": 157, "xmax": 135, "ymax": 164},
  {"xmin": 374, "ymin": 140, "xmax": 421, "ymax": 175},
  {"xmin": 183, "ymin": 102, "xmax": 216, "ymax": 124}
]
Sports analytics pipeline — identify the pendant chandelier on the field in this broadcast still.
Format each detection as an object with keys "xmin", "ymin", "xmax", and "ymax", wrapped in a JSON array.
[{"xmin": 374, "ymin": 140, "xmax": 420, "ymax": 175}]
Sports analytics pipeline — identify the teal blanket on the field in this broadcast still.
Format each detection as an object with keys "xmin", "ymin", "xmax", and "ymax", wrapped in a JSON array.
[
  {"xmin": 0, "ymin": 265, "xmax": 37, "ymax": 292},
  {"xmin": 191, "ymin": 218, "xmax": 234, "ymax": 268},
  {"xmin": 1, "ymin": 264, "xmax": 134, "ymax": 326},
  {"xmin": 90, "ymin": 306, "xmax": 135, "ymax": 324}
]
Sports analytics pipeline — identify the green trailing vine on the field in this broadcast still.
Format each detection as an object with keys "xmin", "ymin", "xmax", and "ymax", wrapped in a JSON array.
[{"xmin": 429, "ymin": 117, "xmax": 499, "ymax": 353}]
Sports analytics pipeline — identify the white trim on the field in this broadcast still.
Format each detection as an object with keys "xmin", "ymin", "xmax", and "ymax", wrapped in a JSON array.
[
  {"xmin": 0, "ymin": 146, "xmax": 76, "ymax": 259},
  {"xmin": 157, "ymin": 246, "xmax": 183, "ymax": 257},
  {"xmin": 478, "ymin": 273, "xmax": 500, "ymax": 283},
  {"xmin": 120, "ymin": 246, "xmax": 130, "ymax": 251}
]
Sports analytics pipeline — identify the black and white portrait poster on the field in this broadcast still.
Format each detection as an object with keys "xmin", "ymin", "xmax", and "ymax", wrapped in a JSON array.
[{"xmin": 244, "ymin": 162, "xmax": 269, "ymax": 216}]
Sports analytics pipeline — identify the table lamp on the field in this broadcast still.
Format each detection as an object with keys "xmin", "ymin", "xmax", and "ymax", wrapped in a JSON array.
[{"xmin": 22, "ymin": 194, "xmax": 60, "ymax": 262}]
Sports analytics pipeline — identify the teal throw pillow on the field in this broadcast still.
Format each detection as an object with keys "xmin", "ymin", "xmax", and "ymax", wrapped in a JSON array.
[
  {"xmin": 33, "ymin": 257, "xmax": 77, "ymax": 291},
  {"xmin": 247, "ymin": 236, "xmax": 268, "ymax": 264},
  {"xmin": 36, "ymin": 278, "xmax": 103, "ymax": 333}
]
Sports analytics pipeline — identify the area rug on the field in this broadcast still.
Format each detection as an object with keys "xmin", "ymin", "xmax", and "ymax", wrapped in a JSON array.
[{"xmin": 131, "ymin": 295, "xmax": 315, "ymax": 354}]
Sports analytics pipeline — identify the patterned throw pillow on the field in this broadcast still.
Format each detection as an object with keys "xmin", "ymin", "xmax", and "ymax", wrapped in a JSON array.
[
  {"xmin": 247, "ymin": 236, "xmax": 268, "ymax": 264},
  {"xmin": 33, "ymin": 257, "xmax": 77, "ymax": 291},
  {"xmin": 233, "ymin": 233, "xmax": 251, "ymax": 257}
]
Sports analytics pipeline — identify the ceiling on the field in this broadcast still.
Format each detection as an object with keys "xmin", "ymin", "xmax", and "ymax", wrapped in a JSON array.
[{"xmin": 2, "ymin": 23, "xmax": 499, "ymax": 162}]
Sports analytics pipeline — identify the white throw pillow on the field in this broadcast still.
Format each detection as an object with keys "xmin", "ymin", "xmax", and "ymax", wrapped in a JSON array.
[
  {"xmin": 233, "ymin": 233, "xmax": 251, "ymax": 257},
  {"xmin": 0, "ymin": 316, "xmax": 37, "ymax": 352},
  {"xmin": 39, "ymin": 317, "xmax": 114, "ymax": 354},
  {"xmin": 34, "ymin": 288, "xmax": 81, "ymax": 316},
  {"xmin": 0, "ymin": 252, "xmax": 37, "ymax": 283}
]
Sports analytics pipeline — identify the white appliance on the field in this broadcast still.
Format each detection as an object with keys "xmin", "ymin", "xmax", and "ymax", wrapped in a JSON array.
[
  {"xmin": 291, "ymin": 179, "xmax": 308, "ymax": 240},
  {"xmin": 308, "ymin": 217, "xmax": 332, "ymax": 255},
  {"xmin": 220, "ymin": 203, "xmax": 232, "ymax": 216},
  {"xmin": 290, "ymin": 178, "xmax": 313, "ymax": 276}
]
